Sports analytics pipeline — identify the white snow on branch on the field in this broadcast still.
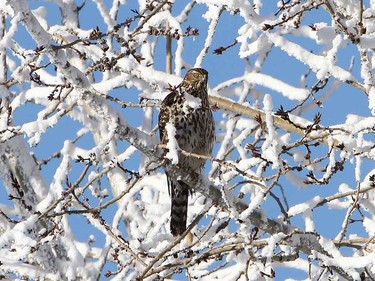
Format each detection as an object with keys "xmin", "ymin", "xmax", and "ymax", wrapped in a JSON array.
[
  {"xmin": 165, "ymin": 123, "xmax": 179, "ymax": 165},
  {"xmin": 195, "ymin": 4, "xmax": 221, "ymax": 67},
  {"xmin": 266, "ymin": 32, "xmax": 354, "ymax": 82},
  {"xmin": 245, "ymin": 72, "xmax": 309, "ymax": 101},
  {"xmin": 302, "ymin": 209, "xmax": 315, "ymax": 232},
  {"xmin": 0, "ymin": 11, "xmax": 21, "ymax": 49},
  {"xmin": 319, "ymin": 236, "xmax": 374, "ymax": 279},
  {"xmin": 262, "ymin": 95, "xmax": 281, "ymax": 169},
  {"xmin": 288, "ymin": 196, "xmax": 322, "ymax": 217},
  {"xmin": 364, "ymin": 217, "xmax": 375, "ymax": 237}
]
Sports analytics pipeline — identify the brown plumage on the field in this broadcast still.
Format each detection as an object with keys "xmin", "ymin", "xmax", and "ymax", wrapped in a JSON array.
[{"xmin": 158, "ymin": 68, "xmax": 215, "ymax": 236}]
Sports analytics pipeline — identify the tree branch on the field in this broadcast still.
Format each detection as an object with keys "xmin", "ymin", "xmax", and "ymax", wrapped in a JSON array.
[{"xmin": 209, "ymin": 95, "xmax": 349, "ymax": 148}]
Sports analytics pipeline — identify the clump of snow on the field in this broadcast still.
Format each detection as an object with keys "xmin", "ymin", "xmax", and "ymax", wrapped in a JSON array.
[
  {"xmin": 261, "ymin": 232, "xmax": 286, "ymax": 258},
  {"xmin": 303, "ymin": 209, "xmax": 315, "ymax": 232},
  {"xmin": 32, "ymin": 7, "xmax": 48, "ymax": 30},
  {"xmin": 183, "ymin": 93, "xmax": 202, "ymax": 113},
  {"xmin": 316, "ymin": 24, "xmax": 336, "ymax": 48},
  {"xmin": 262, "ymin": 95, "xmax": 282, "ymax": 169},
  {"xmin": 363, "ymin": 217, "xmax": 375, "ymax": 236},
  {"xmin": 266, "ymin": 32, "xmax": 354, "ymax": 82},
  {"xmin": 165, "ymin": 123, "xmax": 179, "ymax": 164},
  {"xmin": 288, "ymin": 196, "xmax": 322, "ymax": 216},
  {"xmin": 239, "ymin": 190, "xmax": 265, "ymax": 221}
]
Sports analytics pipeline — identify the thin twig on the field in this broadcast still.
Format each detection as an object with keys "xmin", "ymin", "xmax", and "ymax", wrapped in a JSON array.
[
  {"xmin": 38, "ymin": 162, "xmax": 92, "ymax": 219},
  {"xmin": 337, "ymin": 182, "xmax": 363, "ymax": 242}
]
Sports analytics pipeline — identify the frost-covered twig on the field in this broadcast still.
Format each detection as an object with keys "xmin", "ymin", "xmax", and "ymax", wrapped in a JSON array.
[
  {"xmin": 336, "ymin": 182, "xmax": 362, "ymax": 242},
  {"xmin": 315, "ymin": 182, "xmax": 375, "ymax": 209},
  {"xmin": 194, "ymin": 6, "xmax": 223, "ymax": 67},
  {"xmin": 38, "ymin": 162, "xmax": 92, "ymax": 219}
]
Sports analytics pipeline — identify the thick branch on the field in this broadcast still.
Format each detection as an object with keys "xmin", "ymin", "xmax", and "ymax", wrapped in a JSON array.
[{"xmin": 209, "ymin": 95, "xmax": 347, "ymax": 147}]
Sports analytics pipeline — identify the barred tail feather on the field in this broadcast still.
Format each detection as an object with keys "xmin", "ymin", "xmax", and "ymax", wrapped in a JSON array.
[{"xmin": 168, "ymin": 177, "xmax": 189, "ymax": 236}]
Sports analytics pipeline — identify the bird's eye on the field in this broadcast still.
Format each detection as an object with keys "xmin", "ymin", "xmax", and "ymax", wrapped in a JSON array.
[{"xmin": 193, "ymin": 72, "xmax": 199, "ymax": 78}]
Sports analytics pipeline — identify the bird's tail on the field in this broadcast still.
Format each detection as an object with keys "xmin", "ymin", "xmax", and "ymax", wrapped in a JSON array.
[{"xmin": 168, "ymin": 177, "xmax": 189, "ymax": 236}]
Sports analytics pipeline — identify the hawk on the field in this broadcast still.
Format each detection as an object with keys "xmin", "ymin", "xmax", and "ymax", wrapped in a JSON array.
[{"xmin": 158, "ymin": 68, "xmax": 215, "ymax": 236}]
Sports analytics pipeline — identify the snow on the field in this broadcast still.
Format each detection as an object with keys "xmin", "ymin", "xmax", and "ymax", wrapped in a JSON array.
[
  {"xmin": 266, "ymin": 32, "xmax": 354, "ymax": 82},
  {"xmin": 21, "ymin": 113, "xmax": 61, "ymax": 146},
  {"xmin": 93, "ymin": 0, "xmax": 116, "ymax": 29},
  {"xmin": 0, "ymin": 11, "xmax": 21, "ymax": 49},
  {"xmin": 355, "ymin": 133, "xmax": 363, "ymax": 182},
  {"xmin": 32, "ymin": 7, "xmax": 48, "ymax": 30},
  {"xmin": 239, "ymin": 190, "xmax": 265, "ymax": 221},
  {"xmin": 245, "ymin": 73, "xmax": 310, "ymax": 101},
  {"xmin": 302, "ymin": 209, "xmax": 315, "ymax": 232},
  {"xmin": 0, "ymin": 215, "xmax": 38, "ymax": 261},
  {"xmin": 210, "ymin": 117, "xmax": 238, "ymax": 175},
  {"xmin": 322, "ymin": 249, "xmax": 374, "ymax": 279},
  {"xmin": 234, "ymin": 130, "xmax": 254, "ymax": 160},
  {"xmin": 363, "ymin": 217, "xmax": 375, "ymax": 236},
  {"xmin": 164, "ymin": 122, "xmax": 179, "ymax": 164},
  {"xmin": 344, "ymin": 114, "xmax": 375, "ymax": 134},
  {"xmin": 288, "ymin": 196, "xmax": 322, "ymax": 217},
  {"xmin": 262, "ymin": 94, "xmax": 282, "ymax": 169},
  {"xmin": 262, "ymin": 232, "xmax": 286, "ymax": 257},
  {"xmin": 0, "ymin": 258, "xmax": 59, "ymax": 280},
  {"xmin": 183, "ymin": 93, "xmax": 202, "ymax": 113},
  {"xmin": 316, "ymin": 25, "xmax": 337, "ymax": 48},
  {"xmin": 195, "ymin": 4, "xmax": 221, "ymax": 67}
]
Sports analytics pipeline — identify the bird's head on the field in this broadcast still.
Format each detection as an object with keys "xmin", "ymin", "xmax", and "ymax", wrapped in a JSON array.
[{"xmin": 184, "ymin": 68, "xmax": 208, "ymax": 88}]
